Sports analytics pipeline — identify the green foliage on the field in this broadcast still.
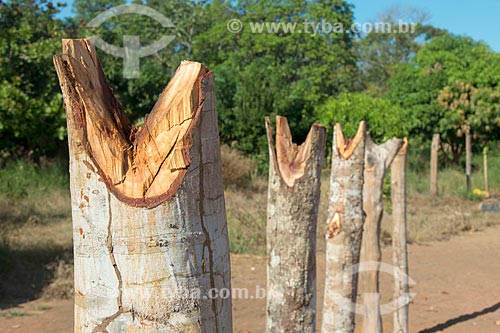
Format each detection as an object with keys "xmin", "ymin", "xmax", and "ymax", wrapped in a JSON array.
[
  {"xmin": 192, "ymin": 0, "xmax": 358, "ymax": 158},
  {"xmin": 1, "ymin": 0, "xmax": 500, "ymax": 173},
  {"xmin": 315, "ymin": 92, "xmax": 409, "ymax": 142},
  {"xmin": 0, "ymin": 159, "xmax": 68, "ymax": 198},
  {"xmin": 388, "ymin": 32, "xmax": 500, "ymax": 163},
  {"xmin": 0, "ymin": 0, "xmax": 70, "ymax": 157}
]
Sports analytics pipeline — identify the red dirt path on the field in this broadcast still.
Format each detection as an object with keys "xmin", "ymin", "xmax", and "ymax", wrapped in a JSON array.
[{"xmin": 1, "ymin": 226, "xmax": 500, "ymax": 332}]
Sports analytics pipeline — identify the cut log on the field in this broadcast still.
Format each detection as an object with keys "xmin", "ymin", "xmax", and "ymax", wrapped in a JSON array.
[
  {"xmin": 54, "ymin": 39, "xmax": 232, "ymax": 332},
  {"xmin": 391, "ymin": 139, "xmax": 409, "ymax": 333},
  {"xmin": 265, "ymin": 116, "xmax": 326, "ymax": 333},
  {"xmin": 321, "ymin": 122, "xmax": 367, "ymax": 333},
  {"xmin": 359, "ymin": 135, "xmax": 403, "ymax": 333},
  {"xmin": 430, "ymin": 134, "xmax": 440, "ymax": 196}
]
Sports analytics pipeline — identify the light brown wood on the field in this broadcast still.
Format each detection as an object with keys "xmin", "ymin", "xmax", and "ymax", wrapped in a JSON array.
[
  {"xmin": 360, "ymin": 135, "xmax": 403, "ymax": 333},
  {"xmin": 54, "ymin": 39, "xmax": 232, "ymax": 332},
  {"xmin": 55, "ymin": 39, "xmax": 207, "ymax": 208},
  {"xmin": 335, "ymin": 123, "xmax": 366, "ymax": 160},
  {"xmin": 430, "ymin": 134, "xmax": 440, "ymax": 196},
  {"xmin": 392, "ymin": 138, "xmax": 409, "ymax": 333},
  {"xmin": 274, "ymin": 116, "xmax": 320, "ymax": 187},
  {"xmin": 266, "ymin": 116, "xmax": 326, "ymax": 333},
  {"xmin": 321, "ymin": 121, "xmax": 367, "ymax": 333}
]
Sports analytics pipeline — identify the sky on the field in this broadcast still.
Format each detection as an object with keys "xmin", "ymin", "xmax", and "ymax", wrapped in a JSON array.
[
  {"xmin": 57, "ymin": 0, "xmax": 500, "ymax": 52},
  {"xmin": 349, "ymin": 0, "xmax": 500, "ymax": 52}
]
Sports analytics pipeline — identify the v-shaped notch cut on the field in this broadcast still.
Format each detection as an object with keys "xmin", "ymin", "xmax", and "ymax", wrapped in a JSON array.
[{"xmin": 54, "ymin": 39, "xmax": 209, "ymax": 208}]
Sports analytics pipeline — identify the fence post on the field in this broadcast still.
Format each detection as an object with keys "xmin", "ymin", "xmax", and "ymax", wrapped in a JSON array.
[
  {"xmin": 483, "ymin": 147, "xmax": 489, "ymax": 194},
  {"xmin": 265, "ymin": 116, "xmax": 326, "ymax": 333},
  {"xmin": 359, "ymin": 135, "xmax": 403, "ymax": 333},
  {"xmin": 466, "ymin": 132, "xmax": 472, "ymax": 192},
  {"xmin": 321, "ymin": 122, "xmax": 367, "ymax": 333},
  {"xmin": 392, "ymin": 139, "xmax": 409, "ymax": 333},
  {"xmin": 430, "ymin": 134, "xmax": 440, "ymax": 196},
  {"xmin": 54, "ymin": 39, "xmax": 232, "ymax": 332}
]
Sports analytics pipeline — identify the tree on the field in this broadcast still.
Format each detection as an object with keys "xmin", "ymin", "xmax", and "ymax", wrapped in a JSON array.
[
  {"xmin": 0, "ymin": 0, "xmax": 69, "ymax": 158},
  {"xmin": 388, "ymin": 32, "xmax": 500, "ymax": 163},
  {"xmin": 315, "ymin": 92, "xmax": 409, "ymax": 146},
  {"xmin": 357, "ymin": 5, "xmax": 445, "ymax": 95},
  {"xmin": 194, "ymin": 0, "xmax": 358, "ymax": 159}
]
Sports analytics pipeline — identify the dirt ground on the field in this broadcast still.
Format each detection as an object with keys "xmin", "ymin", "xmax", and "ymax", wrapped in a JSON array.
[{"xmin": 1, "ymin": 225, "xmax": 500, "ymax": 332}]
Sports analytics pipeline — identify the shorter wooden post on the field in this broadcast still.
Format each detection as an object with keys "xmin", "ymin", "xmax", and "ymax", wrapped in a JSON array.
[
  {"xmin": 392, "ymin": 138, "xmax": 409, "ymax": 333},
  {"xmin": 430, "ymin": 134, "xmax": 440, "ymax": 196},
  {"xmin": 265, "ymin": 116, "xmax": 326, "ymax": 333},
  {"xmin": 359, "ymin": 135, "xmax": 403, "ymax": 333},
  {"xmin": 466, "ymin": 132, "xmax": 472, "ymax": 192},
  {"xmin": 483, "ymin": 147, "xmax": 489, "ymax": 194},
  {"xmin": 321, "ymin": 122, "xmax": 367, "ymax": 333}
]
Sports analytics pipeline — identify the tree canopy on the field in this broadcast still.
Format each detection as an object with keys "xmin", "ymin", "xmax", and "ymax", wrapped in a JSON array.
[{"xmin": 1, "ymin": 0, "xmax": 499, "ymax": 167}]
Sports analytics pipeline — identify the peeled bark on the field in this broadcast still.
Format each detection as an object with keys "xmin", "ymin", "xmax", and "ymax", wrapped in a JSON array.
[
  {"xmin": 321, "ymin": 122, "xmax": 367, "ymax": 333},
  {"xmin": 359, "ymin": 135, "xmax": 403, "ymax": 333},
  {"xmin": 430, "ymin": 134, "xmax": 440, "ymax": 196},
  {"xmin": 54, "ymin": 39, "xmax": 232, "ymax": 332},
  {"xmin": 391, "ymin": 139, "xmax": 409, "ymax": 333},
  {"xmin": 265, "ymin": 116, "xmax": 326, "ymax": 333}
]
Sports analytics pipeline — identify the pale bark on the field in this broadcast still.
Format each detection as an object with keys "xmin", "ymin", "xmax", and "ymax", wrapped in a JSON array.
[
  {"xmin": 430, "ymin": 134, "xmax": 440, "ymax": 196},
  {"xmin": 359, "ymin": 135, "xmax": 403, "ymax": 333},
  {"xmin": 54, "ymin": 39, "xmax": 232, "ymax": 333},
  {"xmin": 321, "ymin": 122, "xmax": 367, "ymax": 333},
  {"xmin": 466, "ymin": 133, "xmax": 472, "ymax": 192},
  {"xmin": 391, "ymin": 139, "xmax": 409, "ymax": 333},
  {"xmin": 265, "ymin": 116, "xmax": 326, "ymax": 333}
]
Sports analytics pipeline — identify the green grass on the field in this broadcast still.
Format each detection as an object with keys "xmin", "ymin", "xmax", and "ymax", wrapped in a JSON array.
[
  {"xmin": 407, "ymin": 147, "xmax": 500, "ymax": 197},
  {"xmin": 0, "ymin": 159, "xmax": 69, "ymax": 199}
]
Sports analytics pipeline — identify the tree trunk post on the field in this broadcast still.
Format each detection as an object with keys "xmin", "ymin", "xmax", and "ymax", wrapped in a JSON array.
[
  {"xmin": 265, "ymin": 116, "xmax": 326, "ymax": 333},
  {"xmin": 321, "ymin": 122, "xmax": 367, "ymax": 333},
  {"xmin": 54, "ymin": 39, "xmax": 232, "ymax": 332},
  {"xmin": 391, "ymin": 139, "xmax": 409, "ymax": 333},
  {"xmin": 483, "ymin": 147, "xmax": 489, "ymax": 194},
  {"xmin": 466, "ymin": 132, "xmax": 472, "ymax": 192},
  {"xmin": 430, "ymin": 134, "xmax": 440, "ymax": 196},
  {"xmin": 359, "ymin": 135, "xmax": 403, "ymax": 333}
]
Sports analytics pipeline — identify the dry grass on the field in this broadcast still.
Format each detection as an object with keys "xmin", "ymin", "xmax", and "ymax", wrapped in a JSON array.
[
  {"xmin": 0, "ymin": 191, "xmax": 73, "ymax": 303},
  {"xmin": 1, "ymin": 154, "xmax": 500, "ymax": 303},
  {"xmin": 220, "ymin": 144, "xmax": 256, "ymax": 187}
]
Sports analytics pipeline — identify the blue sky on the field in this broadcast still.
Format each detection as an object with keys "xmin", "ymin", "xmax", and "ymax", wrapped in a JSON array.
[
  {"xmin": 349, "ymin": 0, "xmax": 500, "ymax": 51},
  {"xmin": 57, "ymin": 0, "xmax": 500, "ymax": 52}
]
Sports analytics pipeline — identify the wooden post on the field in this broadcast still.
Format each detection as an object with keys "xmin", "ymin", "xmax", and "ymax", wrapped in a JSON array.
[
  {"xmin": 466, "ymin": 132, "xmax": 472, "ymax": 192},
  {"xmin": 359, "ymin": 135, "xmax": 403, "ymax": 333},
  {"xmin": 391, "ymin": 139, "xmax": 409, "ymax": 333},
  {"xmin": 430, "ymin": 134, "xmax": 440, "ymax": 196},
  {"xmin": 483, "ymin": 147, "xmax": 489, "ymax": 194},
  {"xmin": 54, "ymin": 39, "xmax": 232, "ymax": 332},
  {"xmin": 265, "ymin": 116, "xmax": 326, "ymax": 333},
  {"xmin": 321, "ymin": 122, "xmax": 367, "ymax": 333}
]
